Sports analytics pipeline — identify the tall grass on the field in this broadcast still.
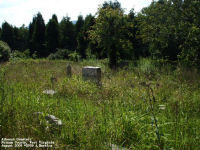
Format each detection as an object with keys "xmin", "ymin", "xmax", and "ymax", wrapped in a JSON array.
[{"xmin": 0, "ymin": 58, "xmax": 200, "ymax": 149}]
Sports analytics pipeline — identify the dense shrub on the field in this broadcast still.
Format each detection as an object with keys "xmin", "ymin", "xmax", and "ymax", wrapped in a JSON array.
[
  {"xmin": 69, "ymin": 52, "xmax": 80, "ymax": 62},
  {"xmin": 48, "ymin": 49, "xmax": 81, "ymax": 62},
  {"xmin": 0, "ymin": 40, "xmax": 11, "ymax": 62},
  {"xmin": 47, "ymin": 49, "xmax": 72, "ymax": 60},
  {"xmin": 10, "ymin": 49, "xmax": 30, "ymax": 60}
]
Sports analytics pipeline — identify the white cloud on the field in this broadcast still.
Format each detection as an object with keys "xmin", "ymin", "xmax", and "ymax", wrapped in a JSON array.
[{"xmin": 0, "ymin": 0, "xmax": 152, "ymax": 27}]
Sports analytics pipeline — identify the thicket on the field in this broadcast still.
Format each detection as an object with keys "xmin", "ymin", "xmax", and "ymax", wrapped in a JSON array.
[{"xmin": 47, "ymin": 49, "xmax": 72, "ymax": 60}]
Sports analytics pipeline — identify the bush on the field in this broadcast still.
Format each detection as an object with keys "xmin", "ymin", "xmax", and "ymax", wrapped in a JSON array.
[
  {"xmin": 0, "ymin": 40, "xmax": 11, "ymax": 62},
  {"xmin": 48, "ymin": 49, "xmax": 72, "ymax": 60},
  {"xmin": 10, "ymin": 49, "xmax": 30, "ymax": 60},
  {"xmin": 23, "ymin": 49, "xmax": 31, "ymax": 58},
  {"xmin": 178, "ymin": 26, "xmax": 200, "ymax": 67},
  {"xmin": 137, "ymin": 58, "xmax": 156, "ymax": 73},
  {"xmin": 32, "ymin": 51, "xmax": 37, "ymax": 59},
  {"xmin": 69, "ymin": 52, "xmax": 80, "ymax": 62}
]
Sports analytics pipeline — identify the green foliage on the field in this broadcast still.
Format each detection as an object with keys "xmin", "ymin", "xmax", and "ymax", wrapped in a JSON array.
[
  {"xmin": 23, "ymin": 49, "xmax": 31, "ymax": 57},
  {"xmin": 89, "ymin": 3, "xmax": 133, "ymax": 69},
  {"xmin": 138, "ymin": 0, "xmax": 200, "ymax": 65},
  {"xmin": 177, "ymin": 0, "xmax": 200, "ymax": 66},
  {"xmin": 102, "ymin": 0, "xmax": 121, "ymax": 9},
  {"xmin": 0, "ymin": 23, "xmax": 28, "ymax": 52},
  {"xmin": 15, "ymin": 25, "xmax": 29, "ymax": 51},
  {"xmin": 28, "ymin": 17, "xmax": 37, "ymax": 54},
  {"xmin": 178, "ymin": 26, "xmax": 200, "ymax": 66},
  {"xmin": 75, "ymin": 15, "xmax": 85, "ymax": 58},
  {"xmin": 47, "ymin": 49, "xmax": 72, "ymax": 60},
  {"xmin": 1, "ymin": 22, "xmax": 14, "ymax": 50},
  {"xmin": 83, "ymin": 15, "xmax": 104, "ymax": 59},
  {"xmin": 138, "ymin": 1, "xmax": 179, "ymax": 60},
  {"xmin": 10, "ymin": 49, "xmax": 30, "ymax": 60},
  {"xmin": 32, "ymin": 12, "xmax": 46, "ymax": 57},
  {"xmin": 0, "ymin": 40, "xmax": 11, "ymax": 62},
  {"xmin": 59, "ymin": 16, "xmax": 76, "ymax": 50},
  {"xmin": 75, "ymin": 15, "xmax": 84, "ymax": 35},
  {"xmin": 30, "ymin": 51, "xmax": 37, "ymax": 59},
  {"xmin": 87, "ymin": 41, "xmax": 104, "ymax": 59},
  {"xmin": 77, "ymin": 31, "xmax": 87, "ymax": 59},
  {"xmin": 69, "ymin": 51, "xmax": 80, "ymax": 62},
  {"xmin": 1, "ymin": 0, "xmax": 200, "ymax": 66},
  {"xmin": 77, "ymin": 14, "xmax": 95, "ymax": 59},
  {"xmin": 46, "ymin": 14, "xmax": 60, "ymax": 55},
  {"xmin": 136, "ymin": 58, "xmax": 159, "ymax": 78}
]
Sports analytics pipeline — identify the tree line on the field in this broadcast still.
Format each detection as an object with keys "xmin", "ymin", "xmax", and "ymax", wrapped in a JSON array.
[{"xmin": 0, "ymin": 0, "xmax": 199, "ymax": 68}]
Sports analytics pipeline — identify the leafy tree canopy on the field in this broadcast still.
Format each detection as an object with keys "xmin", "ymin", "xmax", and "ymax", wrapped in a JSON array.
[{"xmin": 89, "ymin": 2, "xmax": 133, "ymax": 68}]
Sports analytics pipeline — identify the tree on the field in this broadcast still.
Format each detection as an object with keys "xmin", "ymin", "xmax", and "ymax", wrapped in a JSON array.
[
  {"xmin": 13, "ymin": 27, "xmax": 20, "ymax": 50},
  {"xmin": 46, "ymin": 14, "xmax": 60, "ymax": 55},
  {"xmin": 138, "ymin": 1, "xmax": 180, "ymax": 60},
  {"xmin": 137, "ymin": 0, "xmax": 200, "ymax": 65},
  {"xmin": 177, "ymin": 0, "xmax": 200, "ymax": 65},
  {"xmin": 1, "ymin": 22, "xmax": 14, "ymax": 50},
  {"xmin": 77, "ymin": 14, "xmax": 95, "ymax": 59},
  {"xmin": 28, "ymin": 16, "xmax": 36, "ymax": 55},
  {"xmin": 89, "ymin": 2, "xmax": 133, "ymax": 69},
  {"xmin": 59, "ymin": 16, "xmax": 76, "ymax": 50},
  {"xmin": 18, "ymin": 25, "xmax": 29, "ymax": 51},
  {"xmin": 75, "ymin": 15, "xmax": 84, "ymax": 36},
  {"xmin": 12, "ymin": 25, "xmax": 28, "ymax": 51},
  {"xmin": 77, "ymin": 32, "xmax": 87, "ymax": 59},
  {"xmin": 120, "ymin": 9, "xmax": 137, "ymax": 60},
  {"xmin": 75, "ymin": 15, "xmax": 84, "ymax": 55},
  {"xmin": 102, "ymin": 0, "xmax": 121, "ymax": 9},
  {"xmin": 32, "ymin": 12, "xmax": 46, "ymax": 57}
]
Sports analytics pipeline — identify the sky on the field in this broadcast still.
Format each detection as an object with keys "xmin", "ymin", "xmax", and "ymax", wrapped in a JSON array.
[{"xmin": 0, "ymin": 0, "xmax": 152, "ymax": 27}]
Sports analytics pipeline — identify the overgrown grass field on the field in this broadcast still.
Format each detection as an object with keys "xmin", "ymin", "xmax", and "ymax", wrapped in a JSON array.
[{"xmin": 0, "ymin": 59, "xmax": 200, "ymax": 149}]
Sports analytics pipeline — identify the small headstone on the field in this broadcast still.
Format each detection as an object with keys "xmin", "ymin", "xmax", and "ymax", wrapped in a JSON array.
[
  {"xmin": 33, "ymin": 112, "xmax": 62, "ymax": 126},
  {"xmin": 159, "ymin": 105, "xmax": 166, "ymax": 110},
  {"xmin": 43, "ymin": 89, "xmax": 57, "ymax": 95},
  {"xmin": 82, "ymin": 66, "xmax": 101, "ymax": 85},
  {"xmin": 45, "ymin": 114, "xmax": 62, "ymax": 126},
  {"xmin": 66, "ymin": 64, "xmax": 72, "ymax": 77},
  {"xmin": 50, "ymin": 76, "xmax": 57, "ymax": 89}
]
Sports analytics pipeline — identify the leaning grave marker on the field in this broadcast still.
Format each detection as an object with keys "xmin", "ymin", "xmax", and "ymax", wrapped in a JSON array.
[{"xmin": 66, "ymin": 64, "xmax": 72, "ymax": 77}]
